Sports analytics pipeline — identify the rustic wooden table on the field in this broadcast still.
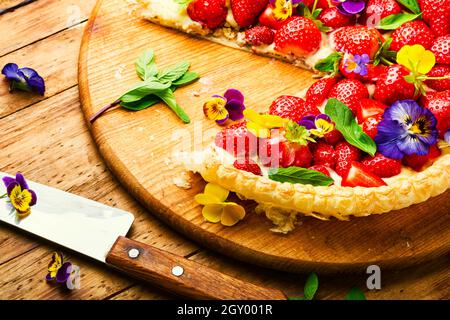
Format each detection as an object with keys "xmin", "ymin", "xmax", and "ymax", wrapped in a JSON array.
[{"xmin": 0, "ymin": 0, "xmax": 448, "ymax": 300}]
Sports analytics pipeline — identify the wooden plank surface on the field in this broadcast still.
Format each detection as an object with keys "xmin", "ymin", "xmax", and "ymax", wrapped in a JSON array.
[{"xmin": 0, "ymin": 0, "xmax": 448, "ymax": 300}]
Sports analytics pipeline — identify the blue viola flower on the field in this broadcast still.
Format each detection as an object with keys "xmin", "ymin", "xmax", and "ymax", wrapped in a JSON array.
[
  {"xmin": 333, "ymin": 0, "xmax": 366, "ymax": 15},
  {"xmin": 1, "ymin": 63, "xmax": 45, "ymax": 95},
  {"xmin": 343, "ymin": 53, "xmax": 370, "ymax": 76},
  {"xmin": 375, "ymin": 100, "xmax": 439, "ymax": 159}
]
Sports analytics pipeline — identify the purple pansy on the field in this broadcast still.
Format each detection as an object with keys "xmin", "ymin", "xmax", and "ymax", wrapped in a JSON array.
[
  {"xmin": 344, "ymin": 53, "xmax": 370, "ymax": 76},
  {"xmin": 204, "ymin": 89, "xmax": 246, "ymax": 125},
  {"xmin": 269, "ymin": 0, "xmax": 303, "ymax": 4},
  {"xmin": 333, "ymin": 0, "xmax": 366, "ymax": 15},
  {"xmin": 299, "ymin": 114, "xmax": 335, "ymax": 138},
  {"xmin": 375, "ymin": 100, "xmax": 439, "ymax": 159},
  {"xmin": 46, "ymin": 252, "xmax": 73, "ymax": 284},
  {"xmin": 1, "ymin": 63, "xmax": 45, "ymax": 95},
  {"xmin": 2, "ymin": 173, "xmax": 37, "ymax": 217}
]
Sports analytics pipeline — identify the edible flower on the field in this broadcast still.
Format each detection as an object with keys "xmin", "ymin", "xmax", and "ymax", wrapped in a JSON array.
[
  {"xmin": 244, "ymin": 109, "xmax": 287, "ymax": 138},
  {"xmin": 46, "ymin": 252, "xmax": 73, "ymax": 284},
  {"xmin": 195, "ymin": 183, "xmax": 245, "ymax": 227},
  {"xmin": 269, "ymin": 0, "xmax": 303, "ymax": 20},
  {"xmin": 298, "ymin": 114, "xmax": 335, "ymax": 138},
  {"xmin": 285, "ymin": 121, "xmax": 316, "ymax": 145},
  {"xmin": 445, "ymin": 129, "xmax": 450, "ymax": 145},
  {"xmin": 1, "ymin": 173, "xmax": 37, "ymax": 219},
  {"xmin": 375, "ymin": 100, "xmax": 439, "ymax": 159},
  {"xmin": 334, "ymin": 0, "xmax": 366, "ymax": 15},
  {"xmin": 343, "ymin": 53, "xmax": 370, "ymax": 76},
  {"xmin": 1, "ymin": 63, "xmax": 45, "ymax": 95},
  {"xmin": 203, "ymin": 89, "xmax": 245, "ymax": 125}
]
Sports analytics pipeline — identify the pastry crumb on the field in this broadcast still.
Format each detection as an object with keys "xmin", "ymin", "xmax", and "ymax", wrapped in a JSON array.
[{"xmin": 173, "ymin": 172, "xmax": 192, "ymax": 190}]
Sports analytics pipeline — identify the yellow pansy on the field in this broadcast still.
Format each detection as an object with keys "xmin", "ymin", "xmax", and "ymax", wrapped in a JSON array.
[
  {"xmin": 273, "ymin": 0, "xmax": 293, "ymax": 21},
  {"xmin": 195, "ymin": 183, "xmax": 245, "ymax": 227},
  {"xmin": 203, "ymin": 97, "xmax": 228, "ymax": 121},
  {"xmin": 244, "ymin": 109, "xmax": 287, "ymax": 138},
  {"xmin": 310, "ymin": 118, "xmax": 335, "ymax": 138},
  {"xmin": 397, "ymin": 44, "xmax": 436, "ymax": 75}
]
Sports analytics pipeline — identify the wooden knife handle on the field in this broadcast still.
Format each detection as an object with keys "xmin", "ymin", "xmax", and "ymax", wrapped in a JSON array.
[{"xmin": 106, "ymin": 236, "xmax": 286, "ymax": 300}]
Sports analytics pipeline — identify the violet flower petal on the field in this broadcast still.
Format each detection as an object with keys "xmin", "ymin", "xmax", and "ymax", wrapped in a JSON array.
[
  {"xmin": 445, "ymin": 129, "xmax": 450, "ymax": 144},
  {"xmin": 397, "ymin": 135, "xmax": 429, "ymax": 156},
  {"xmin": 224, "ymin": 89, "xmax": 244, "ymax": 104},
  {"xmin": 298, "ymin": 119, "xmax": 316, "ymax": 130},
  {"xmin": 56, "ymin": 262, "xmax": 72, "ymax": 283},
  {"xmin": 341, "ymin": 0, "xmax": 366, "ymax": 14},
  {"xmin": 29, "ymin": 189, "xmax": 37, "ymax": 206},
  {"xmin": 6, "ymin": 182, "xmax": 19, "ymax": 197},
  {"xmin": 216, "ymin": 114, "xmax": 230, "ymax": 126},
  {"xmin": 374, "ymin": 120, "xmax": 406, "ymax": 159},
  {"xmin": 226, "ymin": 100, "xmax": 245, "ymax": 121},
  {"xmin": 20, "ymin": 67, "xmax": 45, "ymax": 95},
  {"xmin": 1, "ymin": 63, "xmax": 23, "ymax": 82},
  {"xmin": 46, "ymin": 273, "xmax": 56, "ymax": 282},
  {"xmin": 2, "ymin": 176, "xmax": 15, "ymax": 188},
  {"xmin": 315, "ymin": 114, "xmax": 331, "ymax": 122},
  {"xmin": 15, "ymin": 172, "xmax": 29, "ymax": 190}
]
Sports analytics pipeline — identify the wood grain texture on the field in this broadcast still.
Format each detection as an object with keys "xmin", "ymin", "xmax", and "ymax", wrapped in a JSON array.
[{"xmin": 78, "ymin": 0, "xmax": 450, "ymax": 273}]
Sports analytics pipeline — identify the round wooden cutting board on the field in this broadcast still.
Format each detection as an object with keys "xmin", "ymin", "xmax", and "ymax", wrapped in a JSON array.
[{"xmin": 79, "ymin": 0, "xmax": 450, "ymax": 273}]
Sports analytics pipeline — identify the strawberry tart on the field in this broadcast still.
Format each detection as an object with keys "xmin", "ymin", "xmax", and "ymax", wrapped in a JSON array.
[{"xmin": 137, "ymin": 0, "xmax": 450, "ymax": 232}]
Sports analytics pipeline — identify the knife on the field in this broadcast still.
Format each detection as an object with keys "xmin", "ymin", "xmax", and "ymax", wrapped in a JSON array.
[{"xmin": 0, "ymin": 172, "xmax": 286, "ymax": 300}]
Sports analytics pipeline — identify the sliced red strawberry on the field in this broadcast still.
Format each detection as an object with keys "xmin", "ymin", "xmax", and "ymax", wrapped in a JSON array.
[
  {"xmin": 420, "ymin": 90, "xmax": 450, "ymax": 138},
  {"xmin": 292, "ymin": 144, "xmax": 313, "ymax": 168},
  {"xmin": 215, "ymin": 121, "xmax": 258, "ymax": 157},
  {"xmin": 431, "ymin": 35, "xmax": 450, "ymax": 65},
  {"xmin": 308, "ymin": 165, "xmax": 331, "ymax": 177},
  {"xmin": 269, "ymin": 95, "xmax": 319, "ymax": 122},
  {"xmin": 420, "ymin": 0, "xmax": 450, "ymax": 37},
  {"xmin": 334, "ymin": 141, "xmax": 362, "ymax": 177},
  {"xmin": 402, "ymin": 144, "xmax": 442, "ymax": 171},
  {"xmin": 328, "ymin": 79, "xmax": 369, "ymax": 115},
  {"xmin": 313, "ymin": 141, "xmax": 336, "ymax": 168},
  {"xmin": 357, "ymin": 98, "xmax": 388, "ymax": 123},
  {"xmin": 231, "ymin": 0, "xmax": 269, "ymax": 28},
  {"xmin": 318, "ymin": 7, "xmax": 355, "ymax": 30},
  {"xmin": 187, "ymin": 0, "xmax": 228, "ymax": 29},
  {"xmin": 233, "ymin": 158, "xmax": 262, "ymax": 175},
  {"xmin": 258, "ymin": 5, "xmax": 285, "ymax": 30},
  {"xmin": 360, "ymin": 0, "xmax": 402, "ymax": 26},
  {"xmin": 324, "ymin": 129, "xmax": 344, "ymax": 145},
  {"xmin": 390, "ymin": 20, "xmax": 435, "ymax": 52},
  {"xmin": 332, "ymin": 26, "xmax": 383, "ymax": 58},
  {"xmin": 342, "ymin": 161, "xmax": 387, "ymax": 187},
  {"xmin": 305, "ymin": 77, "xmax": 337, "ymax": 108},
  {"xmin": 362, "ymin": 114, "xmax": 383, "ymax": 139},
  {"xmin": 373, "ymin": 64, "xmax": 416, "ymax": 105},
  {"xmin": 361, "ymin": 153, "xmax": 402, "ymax": 178},
  {"xmin": 303, "ymin": 0, "xmax": 330, "ymax": 10},
  {"xmin": 245, "ymin": 26, "xmax": 275, "ymax": 46},
  {"xmin": 425, "ymin": 65, "xmax": 450, "ymax": 92},
  {"xmin": 274, "ymin": 16, "xmax": 322, "ymax": 57}
]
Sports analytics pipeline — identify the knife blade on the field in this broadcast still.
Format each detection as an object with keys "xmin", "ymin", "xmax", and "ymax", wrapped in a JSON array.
[{"xmin": 0, "ymin": 172, "xmax": 286, "ymax": 300}]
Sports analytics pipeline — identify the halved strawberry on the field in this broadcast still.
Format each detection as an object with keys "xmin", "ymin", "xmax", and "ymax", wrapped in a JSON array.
[
  {"xmin": 361, "ymin": 153, "xmax": 402, "ymax": 178},
  {"xmin": 431, "ymin": 35, "xmax": 450, "ymax": 65},
  {"xmin": 233, "ymin": 158, "xmax": 262, "ymax": 175},
  {"xmin": 274, "ymin": 16, "xmax": 322, "ymax": 57},
  {"xmin": 215, "ymin": 121, "xmax": 258, "ymax": 157},
  {"xmin": 305, "ymin": 77, "xmax": 337, "ymax": 108},
  {"xmin": 425, "ymin": 65, "xmax": 450, "ymax": 92},
  {"xmin": 402, "ymin": 144, "xmax": 442, "ymax": 172},
  {"xmin": 334, "ymin": 141, "xmax": 362, "ymax": 177},
  {"xmin": 187, "ymin": 0, "xmax": 228, "ymax": 29},
  {"xmin": 313, "ymin": 141, "xmax": 336, "ymax": 168},
  {"xmin": 390, "ymin": 20, "xmax": 435, "ymax": 52},
  {"xmin": 332, "ymin": 26, "xmax": 384, "ymax": 58},
  {"xmin": 258, "ymin": 5, "xmax": 285, "ymax": 30},
  {"xmin": 342, "ymin": 161, "xmax": 387, "ymax": 187},
  {"xmin": 269, "ymin": 95, "xmax": 319, "ymax": 122},
  {"xmin": 357, "ymin": 98, "xmax": 388, "ymax": 123},
  {"xmin": 231, "ymin": 0, "xmax": 269, "ymax": 28},
  {"xmin": 362, "ymin": 114, "xmax": 383, "ymax": 139},
  {"xmin": 245, "ymin": 26, "xmax": 275, "ymax": 46},
  {"xmin": 328, "ymin": 79, "xmax": 369, "ymax": 115},
  {"xmin": 308, "ymin": 165, "xmax": 332, "ymax": 177}
]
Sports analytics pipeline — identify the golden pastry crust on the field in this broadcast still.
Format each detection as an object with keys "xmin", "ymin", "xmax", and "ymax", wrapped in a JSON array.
[{"xmin": 184, "ymin": 146, "xmax": 450, "ymax": 223}]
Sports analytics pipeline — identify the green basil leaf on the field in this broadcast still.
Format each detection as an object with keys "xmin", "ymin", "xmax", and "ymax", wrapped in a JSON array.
[
  {"xmin": 288, "ymin": 296, "xmax": 306, "ymax": 300},
  {"xmin": 154, "ymin": 88, "xmax": 191, "ymax": 123},
  {"xmin": 345, "ymin": 287, "xmax": 367, "ymax": 300},
  {"xmin": 135, "ymin": 49, "xmax": 158, "ymax": 80},
  {"xmin": 119, "ymin": 80, "xmax": 171, "ymax": 103},
  {"xmin": 172, "ymin": 71, "xmax": 200, "ymax": 87},
  {"xmin": 325, "ymin": 99, "xmax": 377, "ymax": 156},
  {"xmin": 268, "ymin": 167, "xmax": 334, "ymax": 186},
  {"xmin": 314, "ymin": 52, "xmax": 343, "ymax": 73},
  {"xmin": 378, "ymin": 13, "xmax": 421, "ymax": 30},
  {"xmin": 121, "ymin": 95, "xmax": 161, "ymax": 111},
  {"xmin": 396, "ymin": 0, "xmax": 421, "ymax": 14},
  {"xmin": 158, "ymin": 60, "xmax": 190, "ymax": 83},
  {"xmin": 304, "ymin": 273, "xmax": 319, "ymax": 300}
]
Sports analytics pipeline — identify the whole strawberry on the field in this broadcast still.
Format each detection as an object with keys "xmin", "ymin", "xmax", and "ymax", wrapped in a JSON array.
[
  {"xmin": 431, "ymin": 35, "xmax": 450, "ymax": 65},
  {"xmin": 274, "ymin": 16, "xmax": 322, "ymax": 57},
  {"xmin": 373, "ymin": 64, "xmax": 416, "ymax": 105},
  {"xmin": 421, "ymin": 90, "xmax": 450, "ymax": 138},
  {"xmin": 425, "ymin": 65, "xmax": 450, "ymax": 92},
  {"xmin": 313, "ymin": 141, "xmax": 336, "ymax": 168},
  {"xmin": 328, "ymin": 79, "xmax": 369, "ymax": 115},
  {"xmin": 245, "ymin": 26, "xmax": 275, "ymax": 46},
  {"xmin": 305, "ymin": 77, "xmax": 337, "ymax": 108},
  {"xmin": 390, "ymin": 20, "xmax": 435, "ymax": 52},
  {"xmin": 318, "ymin": 7, "xmax": 355, "ymax": 30},
  {"xmin": 187, "ymin": 0, "xmax": 228, "ymax": 29},
  {"xmin": 360, "ymin": 0, "xmax": 402, "ymax": 26},
  {"xmin": 233, "ymin": 158, "xmax": 262, "ymax": 175},
  {"xmin": 420, "ymin": 0, "xmax": 450, "ymax": 37},
  {"xmin": 231, "ymin": 0, "xmax": 269, "ymax": 28},
  {"xmin": 332, "ymin": 26, "xmax": 383, "ymax": 58},
  {"xmin": 334, "ymin": 142, "xmax": 362, "ymax": 177},
  {"xmin": 269, "ymin": 95, "xmax": 320, "ymax": 122},
  {"xmin": 361, "ymin": 153, "xmax": 402, "ymax": 178},
  {"xmin": 402, "ymin": 144, "xmax": 442, "ymax": 171},
  {"xmin": 215, "ymin": 121, "xmax": 258, "ymax": 156}
]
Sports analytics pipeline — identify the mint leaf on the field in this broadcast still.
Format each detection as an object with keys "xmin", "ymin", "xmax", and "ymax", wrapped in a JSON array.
[
  {"xmin": 268, "ymin": 167, "xmax": 334, "ymax": 186},
  {"xmin": 325, "ymin": 99, "xmax": 377, "ymax": 156},
  {"xmin": 396, "ymin": 0, "xmax": 421, "ymax": 14},
  {"xmin": 121, "ymin": 95, "xmax": 161, "ymax": 111},
  {"xmin": 172, "ymin": 71, "xmax": 200, "ymax": 87},
  {"xmin": 346, "ymin": 287, "xmax": 367, "ymax": 300},
  {"xmin": 314, "ymin": 52, "xmax": 343, "ymax": 74},
  {"xmin": 158, "ymin": 61, "xmax": 191, "ymax": 83},
  {"xmin": 135, "ymin": 49, "xmax": 158, "ymax": 80},
  {"xmin": 304, "ymin": 273, "xmax": 319, "ymax": 300},
  {"xmin": 119, "ymin": 80, "xmax": 171, "ymax": 103},
  {"xmin": 378, "ymin": 13, "xmax": 421, "ymax": 30},
  {"xmin": 155, "ymin": 88, "xmax": 191, "ymax": 124}
]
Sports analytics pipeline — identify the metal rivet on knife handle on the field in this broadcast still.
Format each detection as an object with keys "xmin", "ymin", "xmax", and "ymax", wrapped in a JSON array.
[
  {"xmin": 128, "ymin": 248, "xmax": 140, "ymax": 259},
  {"xmin": 172, "ymin": 265, "xmax": 184, "ymax": 277}
]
